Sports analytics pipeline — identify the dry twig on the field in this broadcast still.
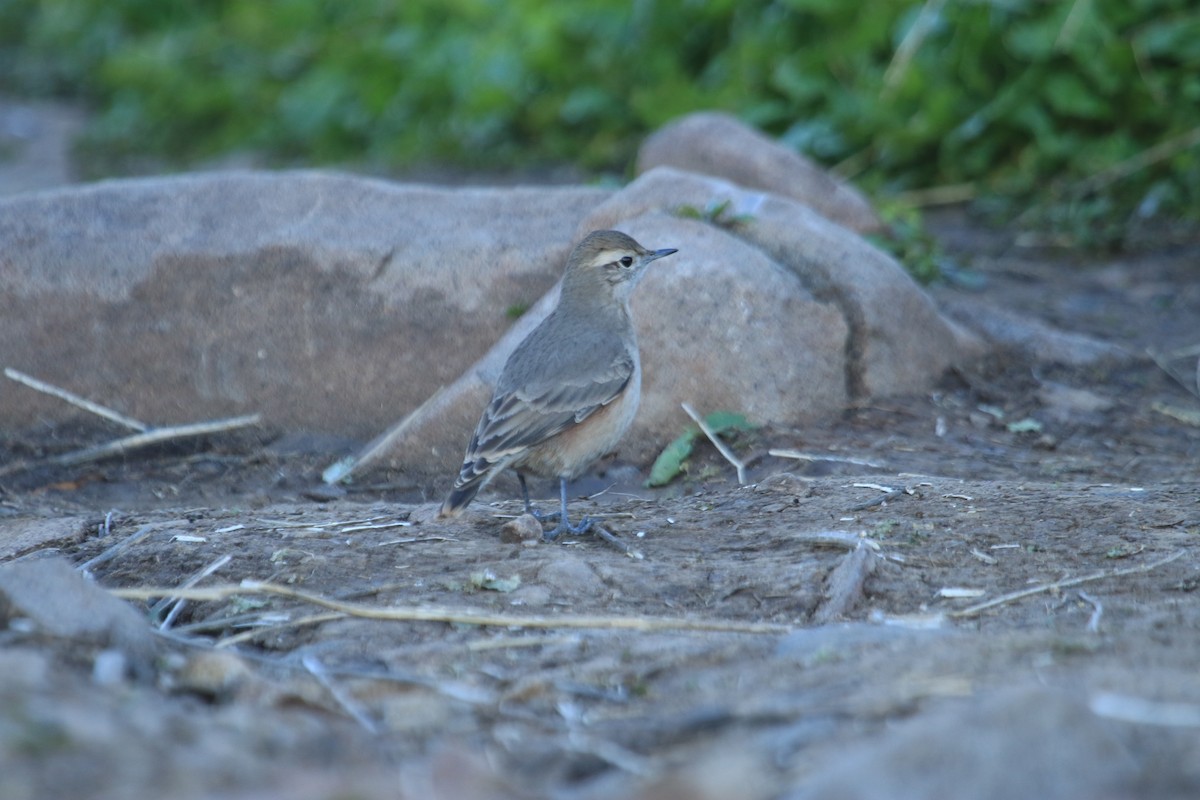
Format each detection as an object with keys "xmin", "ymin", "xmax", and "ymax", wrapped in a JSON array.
[
  {"xmin": 583, "ymin": 524, "xmax": 644, "ymax": 559},
  {"xmin": 302, "ymin": 655, "xmax": 380, "ymax": 733},
  {"xmin": 949, "ymin": 551, "xmax": 1184, "ymax": 618},
  {"xmin": 323, "ymin": 385, "xmax": 446, "ymax": 484},
  {"xmin": 4, "ymin": 367, "xmax": 148, "ymax": 431},
  {"xmin": 682, "ymin": 402, "xmax": 747, "ymax": 485},
  {"xmin": 156, "ymin": 554, "xmax": 233, "ymax": 631},
  {"xmin": 110, "ymin": 580, "xmax": 791, "ymax": 635},
  {"xmin": 77, "ymin": 525, "xmax": 155, "ymax": 573},
  {"xmin": 46, "ymin": 415, "xmax": 262, "ymax": 467},
  {"xmin": 769, "ymin": 448, "xmax": 884, "ymax": 469},
  {"xmin": 882, "ymin": 0, "xmax": 948, "ymax": 95},
  {"xmin": 813, "ymin": 541, "xmax": 878, "ymax": 624},
  {"xmin": 1075, "ymin": 125, "xmax": 1200, "ymax": 195},
  {"xmin": 216, "ymin": 612, "xmax": 346, "ymax": 648},
  {"xmin": 1078, "ymin": 590, "xmax": 1103, "ymax": 634},
  {"xmin": 1146, "ymin": 345, "xmax": 1200, "ymax": 399},
  {"xmin": 1089, "ymin": 692, "xmax": 1200, "ymax": 728}
]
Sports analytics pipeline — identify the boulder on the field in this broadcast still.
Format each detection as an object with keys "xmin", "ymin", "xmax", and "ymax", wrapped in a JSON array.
[
  {"xmin": 0, "ymin": 171, "xmax": 611, "ymax": 434},
  {"xmin": 0, "ymin": 125, "xmax": 985, "ymax": 491},
  {"xmin": 636, "ymin": 111, "xmax": 883, "ymax": 234},
  {"xmin": 790, "ymin": 686, "xmax": 1138, "ymax": 800},
  {"xmin": 337, "ymin": 206, "xmax": 852, "ymax": 480},
  {"xmin": 342, "ymin": 167, "xmax": 981, "ymax": 482},
  {"xmin": 581, "ymin": 168, "xmax": 984, "ymax": 401}
]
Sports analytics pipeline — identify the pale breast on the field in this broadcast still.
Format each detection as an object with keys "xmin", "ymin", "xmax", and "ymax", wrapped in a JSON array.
[{"xmin": 515, "ymin": 358, "xmax": 641, "ymax": 480}]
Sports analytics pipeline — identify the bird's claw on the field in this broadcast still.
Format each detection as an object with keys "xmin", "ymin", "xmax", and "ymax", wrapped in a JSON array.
[{"xmin": 543, "ymin": 515, "xmax": 594, "ymax": 542}]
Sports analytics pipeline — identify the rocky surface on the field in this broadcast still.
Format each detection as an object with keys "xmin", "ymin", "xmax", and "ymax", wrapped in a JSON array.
[
  {"xmin": 637, "ymin": 111, "xmax": 883, "ymax": 234},
  {"xmin": 1, "ymin": 116, "xmax": 984, "ymax": 487},
  {"xmin": 4, "ymin": 105, "xmax": 1198, "ymax": 800}
]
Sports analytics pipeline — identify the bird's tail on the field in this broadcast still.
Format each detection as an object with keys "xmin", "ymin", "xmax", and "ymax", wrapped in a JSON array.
[{"xmin": 437, "ymin": 459, "xmax": 494, "ymax": 519}]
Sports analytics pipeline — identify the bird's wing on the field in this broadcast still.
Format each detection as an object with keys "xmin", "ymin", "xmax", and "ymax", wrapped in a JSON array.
[{"xmin": 465, "ymin": 350, "xmax": 634, "ymax": 464}]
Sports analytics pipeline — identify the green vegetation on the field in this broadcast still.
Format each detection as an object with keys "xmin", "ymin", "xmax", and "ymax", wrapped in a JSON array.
[
  {"xmin": 647, "ymin": 411, "xmax": 755, "ymax": 488},
  {"xmin": 2, "ymin": 0, "xmax": 1198, "ymax": 244}
]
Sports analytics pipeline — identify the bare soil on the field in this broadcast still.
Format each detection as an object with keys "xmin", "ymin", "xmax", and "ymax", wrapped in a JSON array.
[{"xmin": 1, "ymin": 214, "xmax": 1199, "ymax": 799}]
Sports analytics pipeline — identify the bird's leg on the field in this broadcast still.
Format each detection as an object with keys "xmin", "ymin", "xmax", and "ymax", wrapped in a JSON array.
[
  {"xmin": 544, "ymin": 477, "xmax": 593, "ymax": 541},
  {"xmin": 518, "ymin": 472, "xmax": 561, "ymax": 522}
]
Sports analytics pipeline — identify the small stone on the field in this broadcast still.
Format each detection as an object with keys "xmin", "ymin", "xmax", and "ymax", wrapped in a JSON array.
[
  {"xmin": 0, "ymin": 557, "xmax": 159, "ymax": 680},
  {"xmin": 173, "ymin": 650, "xmax": 254, "ymax": 702},
  {"xmin": 500, "ymin": 514, "xmax": 543, "ymax": 545},
  {"xmin": 302, "ymin": 483, "xmax": 347, "ymax": 502},
  {"xmin": 92, "ymin": 649, "xmax": 129, "ymax": 687}
]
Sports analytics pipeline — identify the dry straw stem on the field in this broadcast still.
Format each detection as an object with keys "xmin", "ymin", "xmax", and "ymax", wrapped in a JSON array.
[
  {"xmin": 76, "ymin": 525, "xmax": 156, "ymax": 572},
  {"xmin": 216, "ymin": 612, "xmax": 346, "ymax": 648},
  {"xmin": 111, "ymin": 580, "xmax": 792, "ymax": 635},
  {"xmin": 881, "ymin": 0, "xmax": 947, "ymax": 96},
  {"xmin": 1077, "ymin": 590, "xmax": 1103, "ymax": 634},
  {"xmin": 949, "ymin": 550, "xmax": 1185, "ymax": 618},
  {"xmin": 682, "ymin": 402, "xmax": 747, "ymax": 485},
  {"xmin": 1146, "ymin": 344, "xmax": 1200, "ymax": 399},
  {"xmin": 302, "ymin": 655, "xmax": 380, "ymax": 733},
  {"xmin": 1, "ymin": 366, "xmax": 261, "ymax": 475},
  {"xmin": 0, "ymin": 415, "xmax": 262, "ymax": 477},
  {"xmin": 156, "ymin": 553, "xmax": 233, "ymax": 631},
  {"xmin": 769, "ymin": 449, "xmax": 884, "ymax": 468},
  {"xmin": 585, "ymin": 524, "xmax": 643, "ymax": 559},
  {"xmin": 894, "ymin": 182, "xmax": 978, "ymax": 208},
  {"xmin": 43, "ymin": 414, "xmax": 262, "ymax": 467},
  {"xmin": 323, "ymin": 385, "xmax": 446, "ymax": 484},
  {"xmin": 4, "ymin": 367, "xmax": 149, "ymax": 431}
]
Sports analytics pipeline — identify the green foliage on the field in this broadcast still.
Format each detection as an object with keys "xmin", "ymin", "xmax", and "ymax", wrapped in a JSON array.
[
  {"xmin": 674, "ymin": 198, "xmax": 754, "ymax": 228},
  {"xmin": 3, "ymin": 0, "xmax": 1199, "ymax": 240},
  {"xmin": 646, "ymin": 411, "xmax": 755, "ymax": 488},
  {"xmin": 868, "ymin": 202, "xmax": 945, "ymax": 285}
]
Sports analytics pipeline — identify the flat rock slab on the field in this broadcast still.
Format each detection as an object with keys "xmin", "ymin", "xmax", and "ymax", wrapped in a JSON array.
[{"xmin": 0, "ymin": 172, "xmax": 610, "ymax": 435}]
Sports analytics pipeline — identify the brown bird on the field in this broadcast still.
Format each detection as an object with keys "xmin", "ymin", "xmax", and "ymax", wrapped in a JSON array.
[{"xmin": 438, "ymin": 229, "xmax": 677, "ymax": 539}]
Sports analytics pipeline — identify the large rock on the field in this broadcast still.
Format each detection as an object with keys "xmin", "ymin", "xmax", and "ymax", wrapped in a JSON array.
[
  {"xmin": 637, "ymin": 111, "xmax": 883, "ymax": 234},
  {"xmin": 0, "ymin": 171, "xmax": 611, "ymax": 434},
  {"xmin": 581, "ymin": 168, "xmax": 983, "ymax": 401},
  {"xmin": 789, "ymin": 686, "xmax": 1139, "ymax": 800},
  {"xmin": 341, "ymin": 168, "xmax": 981, "ymax": 481},
  {"xmin": 343, "ymin": 207, "xmax": 852, "ymax": 479},
  {"xmin": 0, "ymin": 127, "xmax": 984, "ymax": 489}
]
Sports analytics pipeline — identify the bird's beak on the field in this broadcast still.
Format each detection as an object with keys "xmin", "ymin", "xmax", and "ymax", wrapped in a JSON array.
[{"xmin": 647, "ymin": 248, "xmax": 678, "ymax": 262}]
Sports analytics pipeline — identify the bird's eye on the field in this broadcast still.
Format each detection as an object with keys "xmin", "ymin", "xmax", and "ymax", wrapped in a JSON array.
[{"xmin": 619, "ymin": 256, "xmax": 633, "ymax": 267}]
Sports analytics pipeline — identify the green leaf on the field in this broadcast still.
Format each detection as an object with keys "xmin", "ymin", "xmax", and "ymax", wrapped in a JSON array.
[
  {"xmin": 646, "ymin": 430, "xmax": 697, "ymax": 487},
  {"xmin": 1042, "ymin": 72, "xmax": 1108, "ymax": 120},
  {"xmin": 703, "ymin": 411, "xmax": 756, "ymax": 434},
  {"xmin": 1006, "ymin": 418, "xmax": 1043, "ymax": 434},
  {"xmin": 646, "ymin": 411, "xmax": 755, "ymax": 487},
  {"xmin": 470, "ymin": 571, "xmax": 521, "ymax": 593}
]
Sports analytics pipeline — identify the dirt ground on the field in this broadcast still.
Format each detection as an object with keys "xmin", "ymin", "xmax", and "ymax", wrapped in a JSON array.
[{"xmin": 2, "ymin": 207, "xmax": 1200, "ymax": 799}]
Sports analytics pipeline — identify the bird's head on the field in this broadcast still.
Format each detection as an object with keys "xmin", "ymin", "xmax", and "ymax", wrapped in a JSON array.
[{"xmin": 560, "ymin": 230, "xmax": 677, "ymax": 306}]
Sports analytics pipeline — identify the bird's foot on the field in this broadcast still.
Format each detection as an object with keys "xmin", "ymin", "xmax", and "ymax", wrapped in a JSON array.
[
  {"xmin": 543, "ymin": 515, "xmax": 594, "ymax": 542},
  {"xmin": 526, "ymin": 505, "xmax": 562, "ymax": 524}
]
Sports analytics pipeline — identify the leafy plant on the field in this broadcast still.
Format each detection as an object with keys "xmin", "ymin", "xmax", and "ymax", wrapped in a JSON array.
[
  {"xmin": 646, "ymin": 411, "xmax": 755, "ymax": 488},
  {"xmin": 674, "ymin": 198, "xmax": 754, "ymax": 228},
  {"xmin": 2, "ymin": 0, "xmax": 1198, "ymax": 244}
]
